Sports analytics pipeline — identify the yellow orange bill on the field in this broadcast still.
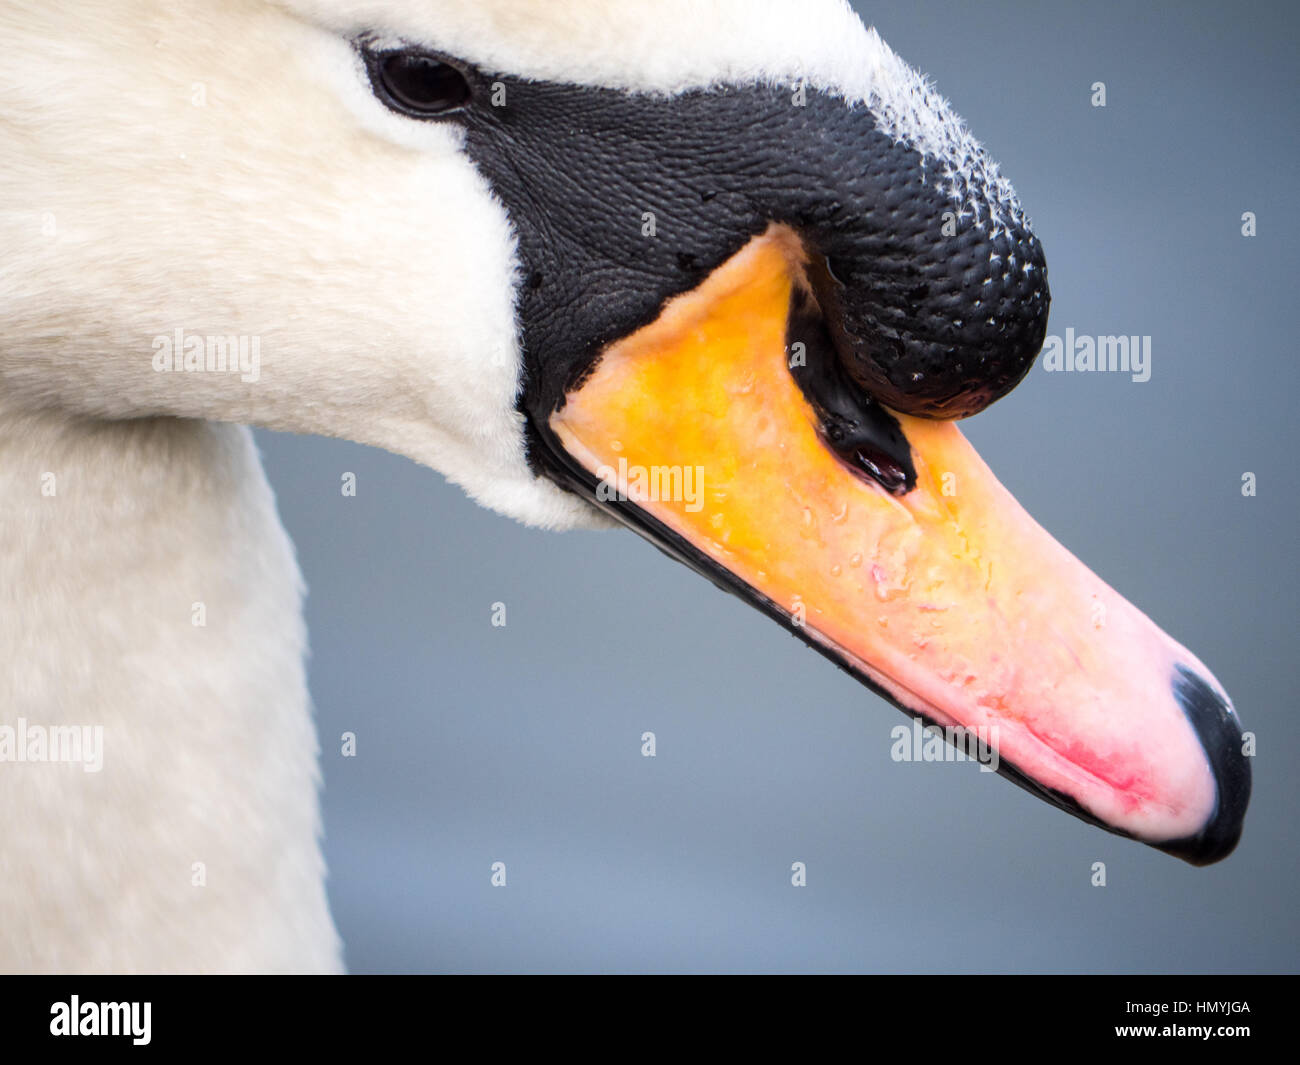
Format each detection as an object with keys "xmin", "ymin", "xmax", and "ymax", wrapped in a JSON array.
[{"xmin": 548, "ymin": 228, "xmax": 1249, "ymax": 863}]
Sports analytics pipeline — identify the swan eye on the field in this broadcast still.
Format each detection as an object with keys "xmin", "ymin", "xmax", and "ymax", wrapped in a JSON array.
[{"xmin": 370, "ymin": 50, "xmax": 470, "ymax": 116}]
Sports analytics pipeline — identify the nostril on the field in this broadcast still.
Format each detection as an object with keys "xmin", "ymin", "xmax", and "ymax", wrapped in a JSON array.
[{"xmin": 785, "ymin": 265, "xmax": 917, "ymax": 496}]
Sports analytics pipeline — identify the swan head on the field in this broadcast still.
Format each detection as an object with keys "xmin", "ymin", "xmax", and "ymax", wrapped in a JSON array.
[{"xmin": 0, "ymin": 0, "xmax": 1249, "ymax": 862}]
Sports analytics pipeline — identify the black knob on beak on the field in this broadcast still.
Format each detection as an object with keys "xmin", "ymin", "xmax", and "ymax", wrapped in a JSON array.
[
  {"xmin": 785, "ymin": 124, "xmax": 1051, "ymax": 420},
  {"xmin": 457, "ymin": 74, "xmax": 1050, "ymax": 425},
  {"xmin": 812, "ymin": 214, "xmax": 1049, "ymax": 419}
]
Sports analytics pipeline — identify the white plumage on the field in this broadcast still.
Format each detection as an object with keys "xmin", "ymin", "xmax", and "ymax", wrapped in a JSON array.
[{"xmin": 0, "ymin": 0, "xmax": 1008, "ymax": 972}]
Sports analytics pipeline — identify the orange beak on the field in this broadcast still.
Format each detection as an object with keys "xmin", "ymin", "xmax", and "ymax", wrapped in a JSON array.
[{"xmin": 547, "ymin": 226, "xmax": 1250, "ymax": 863}]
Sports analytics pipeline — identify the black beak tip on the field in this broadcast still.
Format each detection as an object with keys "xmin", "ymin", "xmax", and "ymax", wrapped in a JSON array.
[{"xmin": 1153, "ymin": 665, "xmax": 1252, "ymax": 866}]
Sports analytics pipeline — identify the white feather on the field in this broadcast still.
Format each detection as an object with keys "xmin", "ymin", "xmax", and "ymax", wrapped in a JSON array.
[{"xmin": 0, "ymin": 0, "xmax": 1011, "ymax": 971}]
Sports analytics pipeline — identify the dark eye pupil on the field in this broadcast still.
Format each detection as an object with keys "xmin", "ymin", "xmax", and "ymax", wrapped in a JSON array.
[{"xmin": 378, "ymin": 53, "xmax": 469, "ymax": 114}]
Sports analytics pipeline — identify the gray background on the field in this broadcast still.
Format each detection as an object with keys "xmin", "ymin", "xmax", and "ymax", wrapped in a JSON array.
[{"xmin": 256, "ymin": 0, "xmax": 1299, "ymax": 972}]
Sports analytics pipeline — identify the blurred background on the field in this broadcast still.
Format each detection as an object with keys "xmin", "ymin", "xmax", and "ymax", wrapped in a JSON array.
[{"xmin": 256, "ymin": 0, "xmax": 1299, "ymax": 972}]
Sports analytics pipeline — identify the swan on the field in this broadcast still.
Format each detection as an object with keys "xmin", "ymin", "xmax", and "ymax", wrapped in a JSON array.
[{"xmin": 0, "ymin": 0, "xmax": 1250, "ymax": 973}]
